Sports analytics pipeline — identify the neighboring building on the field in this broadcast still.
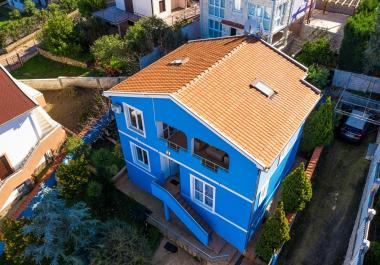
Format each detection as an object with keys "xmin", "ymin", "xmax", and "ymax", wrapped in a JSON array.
[
  {"xmin": 0, "ymin": 65, "xmax": 66, "ymax": 212},
  {"xmin": 8, "ymin": 0, "xmax": 47, "ymax": 11},
  {"xmin": 200, "ymin": 0, "xmax": 309, "ymax": 43},
  {"xmin": 94, "ymin": 0, "xmax": 200, "ymax": 35},
  {"xmin": 104, "ymin": 36, "xmax": 320, "ymax": 256}
]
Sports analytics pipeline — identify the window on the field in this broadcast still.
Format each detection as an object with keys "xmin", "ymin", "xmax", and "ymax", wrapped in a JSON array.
[
  {"xmin": 208, "ymin": 19, "xmax": 222, "ymax": 38},
  {"xmin": 208, "ymin": 0, "xmax": 225, "ymax": 18},
  {"xmin": 258, "ymin": 181, "xmax": 269, "ymax": 205},
  {"xmin": 191, "ymin": 175, "xmax": 215, "ymax": 211},
  {"xmin": 248, "ymin": 4, "xmax": 271, "ymax": 31},
  {"xmin": 0, "ymin": 155, "xmax": 13, "ymax": 181},
  {"xmin": 233, "ymin": 0, "xmax": 242, "ymax": 11},
  {"xmin": 124, "ymin": 104, "xmax": 145, "ymax": 136},
  {"xmin": 274, "ymin": 2, "xmax": 288, "ymax": 27},
  {"xmin": 159, "ymin": 0, "xmax": 166, "ymax": 13},
  {"xmin": 230, "ymin": 27, "xmax": 237, "ymax": 36},
  {"xmin": 130, "ymin": 143, "xmax": 150, "ymax": 171}
]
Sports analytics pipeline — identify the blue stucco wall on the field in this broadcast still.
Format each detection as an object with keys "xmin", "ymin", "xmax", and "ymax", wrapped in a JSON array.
[{"xmin": 110, "ymin": 94, "xmax": 304, "ymax": 252}]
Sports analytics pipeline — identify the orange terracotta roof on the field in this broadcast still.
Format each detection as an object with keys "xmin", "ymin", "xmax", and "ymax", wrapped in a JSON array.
[
  {"xmin": 0, "ymin": 66, "xmax": 36, "ymax": 126},
  {"xmin": 108, "ymin": 36, "xmax": 321, "ymax": 168}
]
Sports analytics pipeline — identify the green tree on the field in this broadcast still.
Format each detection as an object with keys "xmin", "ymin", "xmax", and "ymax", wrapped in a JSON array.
[
  {"xmin": 23, "ymin": 188, "xmax": 99, "ymax": 265},
  {"xmin": 90, "ymin": 220, "xmax": 152, "ymax": 265},
  {"xmin": 23, "ymin": 0, "xmax": 39, "ymax": 16},
  {"xmin": 56, "ymin": 155, "xmax": 90, "ymax": 200},
  {"xmin": 281, "ymin": 163, "xmax": 312, "ymax": 213},
  {"xmin": 0, "ymin": 218, "xmax": 35, "ymax": 265},
  {"xmin": 64, "ymin": 135, "xmax": 85, "ymax": 155},
  {"xmin": 339, "ymin": 0, "xmax": 377, "ymax": 72},
  {"xmin": 91, "ymin": 34, "xmax": 138, "ymax": 75},
  {"xmin": 306, "ymin": 64, "xmax": 330, "ymax": 89},
  {"xmin": 300, "ymin": 97, "xmax": 334, "ymax": 154},
  {"xmin": 297, "ymin": 37, "xmax": 336, "ymax": 67},
  {"xmin": 364, "ymin": 242, "xmax": 380, "ymax": 265},
  {"xmin": 78, "ymin": 0, "xmax": 106, "ymax": 17},
  {"xmin": 39, "ymin": 9, "xmax": 81, "ymax": 56},
  {"xmin": 256, "ymin": 203, "xmax": 290, "ymax": 263},
  {"xmin": 86, "ymin": 180, "xmax": 103, "ymax": 200},
  {"xmin": 364, "ymin": 6, "xmax": 380, "ymax": 75}
]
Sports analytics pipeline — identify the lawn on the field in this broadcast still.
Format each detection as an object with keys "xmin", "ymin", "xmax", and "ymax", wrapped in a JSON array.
[
  {"xmin": 278, "ymin": 132, "xmax": 376, "ymax": 265},
  {"xmin": 0, "ymin": 6, "xmax": 10, "ymax": 28},
  {"xmin": 11, "ymin": 55, "xmax": 103, "ymax": 79}
]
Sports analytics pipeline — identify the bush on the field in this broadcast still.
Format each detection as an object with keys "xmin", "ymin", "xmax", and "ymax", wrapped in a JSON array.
[
  {"xmin": 256, "ymin": 203, "xmax": 290, "ymax": 262},
  {"xmin": 306, "ymin": 64, "xmax": 330, "ymax": 89},
  {"xmin": 364, "ymin": 242, "xmax": 380, "ymax": 265},
  {"xmin": 90, "ymin": 147, "xmax": 123, "ymax": 178},
  {"xmin": 86, "ymin": 180, "xmax": 103, "ymax": 199},
  {"xmin": 56, "ymin": 155, "xmax": 90, "ymax": 200},
  {"xmin": 91, "ymin": 34, "xmax": 138, "ymax": 75},
  {"xmin": 64, "ymin": 135, "xmax": 85, "ymax": 155},
  {"xmin": 281, "ymin": 163, "xmax": 312, "ymax": 213},
  {"xmin": 0, "ymin": 218, "xmax": 34, "ymax": 265},
  {"xmin": 90, "ymin": 220, "xmax": 152, "ymax": 265},
  {"xmin": 339, "ymin": 0, "xmax": 377, "ymax": 72},
  {"xmin": 297, "ymin": 37, "xmax": 336, "ymax": 67},
  {"xmin": 364, "ymin": 7, "xmax": 380, "ymax": 75},
  {"xmin": 300, "ymin": 97, "xmax": 334, "ymax": 154},
  {"xmin": 78, "ymin": 0, "xmax": 106, "ymax": 17}
]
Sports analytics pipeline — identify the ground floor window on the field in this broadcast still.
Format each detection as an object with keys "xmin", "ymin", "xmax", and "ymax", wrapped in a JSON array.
[
  {"xmin": 130, "ymin": 142, "xmax": 150, "ymax": 171},
  {"xmin": 191, "ymin": 175, "xmax": 215, "ymax": 211},
  {"xmin": 208, "ymin": 19, "xmax": 222, "ymax": 38}
]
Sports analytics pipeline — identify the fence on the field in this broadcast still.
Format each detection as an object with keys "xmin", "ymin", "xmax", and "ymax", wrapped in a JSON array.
[
  {"xmin": 333, "ymin": 69, "xmax": 380, "ymax": 94},
  {"xmin": 20, "ymin": 76, "xmax": 127, "ymax": 90},
  {"xmin": 344, "ymin": 136, "xmax": 380, "ymax": 265},
  {"xmin": 0, "ymin": 46, "xmax": 38, "ymax": 71}
]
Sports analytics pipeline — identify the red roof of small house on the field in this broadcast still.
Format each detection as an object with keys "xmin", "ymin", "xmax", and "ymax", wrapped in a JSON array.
[{"xmin": 0, "ymin": 66, "xmax": 37, "ymax": 126}]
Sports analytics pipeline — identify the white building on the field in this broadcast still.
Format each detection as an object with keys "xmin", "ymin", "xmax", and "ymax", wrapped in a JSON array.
[
  {"xmin": 200, "ymin": 0, "xmax": 309, "ymax": 43},
  {"xmin": 0, "ymin": 65, "xmax": 66, "ymax": 212}
]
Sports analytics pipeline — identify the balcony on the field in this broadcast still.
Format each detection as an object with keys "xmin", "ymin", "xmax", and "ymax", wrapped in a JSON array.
[
  {"xmin": 164, "ymin": 2, "xmax": 200, "ymax": 26},
  {"xmin": 193, "ymin": 138, "xmax": 229, "ymax": 172},
  {"xmin": 159, "ymin": 122, "xmax": 188, "ymax": 152}
]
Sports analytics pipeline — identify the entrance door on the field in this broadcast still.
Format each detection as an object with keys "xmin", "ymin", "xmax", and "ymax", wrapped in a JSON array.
[
  {"xmin": 230, "ymin": 27, "xmax": 237, "ymax": 36},
  {"xmin": 160, "ymin": 155, "xmax": 179, "ymax": 179},
  {"xmin": 124, "ymin": 0, "xmax": 134, "ymax": 12}
]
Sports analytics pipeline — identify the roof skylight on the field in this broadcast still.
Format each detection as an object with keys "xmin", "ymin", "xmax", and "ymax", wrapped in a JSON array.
[
  {"xmin": 250, "ymin": 80, "xmax": 276, "ymax": 98},
  {"xmin": 169, "ymin": 57, "xmax": 190, "ymax": 66}
]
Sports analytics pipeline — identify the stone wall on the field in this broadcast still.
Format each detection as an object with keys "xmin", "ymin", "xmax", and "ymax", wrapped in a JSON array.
[{"xmin": 37, "ymin": 48, "xmax": 88, "ymax": 68}]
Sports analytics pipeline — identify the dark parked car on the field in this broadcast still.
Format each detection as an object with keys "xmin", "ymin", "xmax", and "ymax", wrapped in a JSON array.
[{"xmin": 340, "ymin": 109, "xmax": 370, "ymax": 142}]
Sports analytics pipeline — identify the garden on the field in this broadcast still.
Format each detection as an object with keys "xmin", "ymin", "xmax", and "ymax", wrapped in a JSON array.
[{"xmin": 0, "ymin": 121, "xmax": 161, "ymax": 265}]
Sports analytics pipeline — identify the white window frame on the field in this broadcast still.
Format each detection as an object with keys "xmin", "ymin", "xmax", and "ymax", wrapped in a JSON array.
[
  {"xmin": 130, "ymin": 142, "xmax": 151, "ymax": 172},
  {"xmin": 247, "ymin": 4, "xmax": 271, "ymax": 31},
  {"xmin": 274, "ymin": 2, "xmax": 288, "ymax": 28},
  {"xmin": 258, "ymin": 179, "xmax": 269, "ymax": 205},
  {"xmin": 190, "ymin": 174, "xmax": 216, "ymax": 212},
  {"xmin": 233, "ymin": 0, "xmax": 242, "ymax": 12},
  {"xmin": 123, "ymin": 103, "xmax": 146, "ymax": 137}
]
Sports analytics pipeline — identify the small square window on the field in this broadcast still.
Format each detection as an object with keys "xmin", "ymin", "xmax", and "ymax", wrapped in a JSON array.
[
  {"xmin": 124, "ymin": 104, "xmax": 145, "ymax": 137},
  {"xmin": 130, "ymin": 143, "xmax": 150, "ymax": 171}
]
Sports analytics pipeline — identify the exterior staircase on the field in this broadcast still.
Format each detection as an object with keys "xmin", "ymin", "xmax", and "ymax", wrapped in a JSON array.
[{"xmin": 33, "ymin": 109, "xmax": 54, "ymax": 137}]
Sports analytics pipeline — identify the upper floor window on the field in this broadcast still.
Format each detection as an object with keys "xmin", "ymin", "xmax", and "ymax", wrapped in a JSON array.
[
  {"xmin": 124, "ymin": 103, "xmax": 145, "ymax": 136},
  {"xmin": 191, "ymin": 175, "xmax": 215, "ymax": 211},
  {"xmin": 157, "ymin": 122, "xmax": 188, "ymax": 151},
  {"xmin": 130, "ymin": 142, "xmax": 150, "ymax": 171},
  {"xmin": 248, "ymin": 4, "xmax": 271, "ymax": 31},
  {"xmin": 274, "ymin": 2, "xmax": 288, "ymax": 27},
  {"xmin": 159, "ymin": 0, "xmax": 166, "ymax": 13},
  {"xmin": 209, "ymin": 0, "xmax": 225, "ymax": 18},
  {"xmin": 233, "ymin": 0, "xmax": 242, "ymax": 11},
  {"xmin": 193, "ymin": 138, "xmax": 229, "ymax": 171},
  {"xmin": 208, "ymin": 19, "xmax": 222, "ymax": 38}
]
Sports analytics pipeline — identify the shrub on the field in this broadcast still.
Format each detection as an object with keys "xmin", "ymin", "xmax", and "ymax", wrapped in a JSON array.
[
  {"xmin": 78, "ymin": 0, "xmax": 106, "ymax": 17},
  {"xmin": 281, "ymin": 163, "xmax": 312, "ymax": 213},
  {"xmin": 256, "ymin": 203, "xmax": 290, "ymax": 262},
  {"xmin": 64, "ymin": 135, "xmax": 85, "ymax": 155},
  {"xmin": 56, "ymin": 155, "xmax": 90, "ymax": 200},
  {"xmin": 364, "ymin": 7, "xmax": 380, "ymax": 75},
  {"xmin": 86, "ymin": 180, "xmax": 103, "ymax": 199},
  {"xmin": 306, "ymin": 64, "xmax": 330, "ymax": 89},
  {"xmin": 364, "ymin": 242, "xmax": 380, "ymax": 265},
  {"xmin": 90, "ymin": 220, "xmax": 152, "ymax": 265},
  {"xmin": 339, "ymin": 0, "xmax": 377, "ymax": 72},
  {"xmin": 91, "ymin": 34, "xmax": 138, "ymax": 75},
  {"xmin": 297, "ymin": 37, "xmax": 336, "ymax": 67},
  {"xmin": 90, "ymin": 147, "xmax": 122, "ymax": 178},
  {"xmin": 300, "ymin": 97, "xmax": 334, "ymax": 154},
  {"xmin": 0, "ymin": 218, "xmax": 34, "ymax": 265}
]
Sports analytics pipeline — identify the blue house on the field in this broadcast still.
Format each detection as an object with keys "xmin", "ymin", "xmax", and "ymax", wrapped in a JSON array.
[{"xmin": 104, "ymin": 36, "xmax": 320, "ymax": 261}]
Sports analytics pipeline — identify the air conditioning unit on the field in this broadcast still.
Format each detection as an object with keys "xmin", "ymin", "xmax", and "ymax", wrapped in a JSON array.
[{"xmin": 111, "ymin": 103, "xmax": 123, "ymax": 114}]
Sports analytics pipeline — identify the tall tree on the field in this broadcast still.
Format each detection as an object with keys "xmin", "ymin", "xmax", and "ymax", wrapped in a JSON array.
[
  {"xmin": 256, "ymin": 203, "xmax": 291, "ymax": 262},
  {"xmin": 23, "ymin": 188, "xmax": 99, "ymax": 265},
  {"xmin": 300, "ymin": 97, "xmax": 334, "ymax": 154},
  {"xmin": 364, "ymin": 6, "xmax": 380, "ymax": 75},
  {"xmin": 281, "ymin": 163, "xmax": 312, "ymax": 213}
]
